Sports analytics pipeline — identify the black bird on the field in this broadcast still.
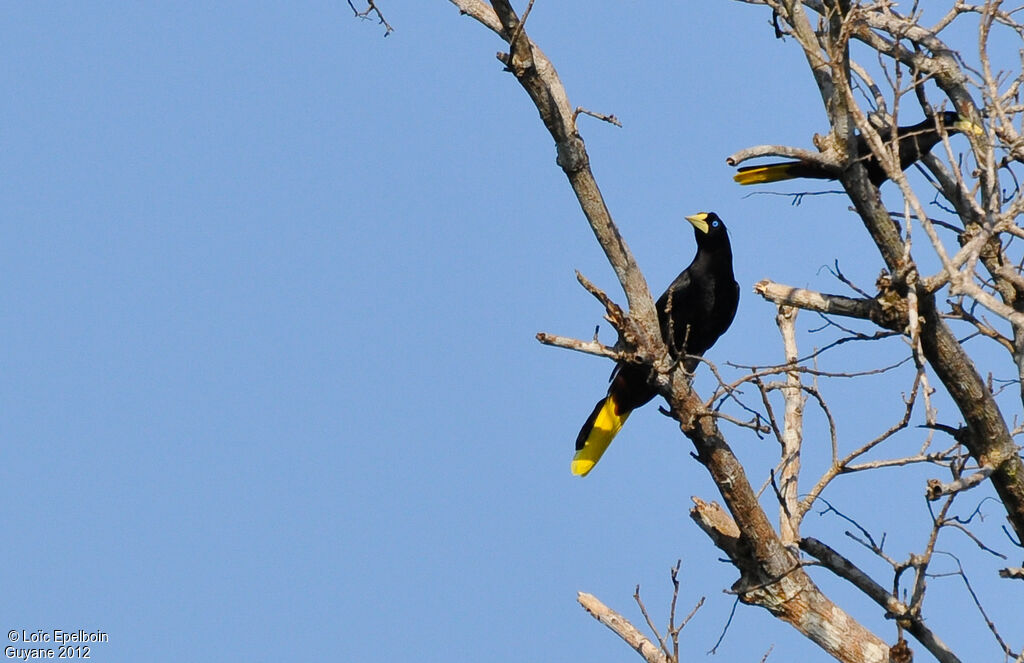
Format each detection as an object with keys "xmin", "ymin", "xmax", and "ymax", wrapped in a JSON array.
[
  {"xmin": 733, "ymin": 112, "xmax": 983, "ymax": 187},
  {"xmin": 572, "ymin": 212, "xmax": 739, "ymax": 476}
]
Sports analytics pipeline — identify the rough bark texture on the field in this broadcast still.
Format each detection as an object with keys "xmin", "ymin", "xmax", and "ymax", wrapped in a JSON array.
[
  {"xmin": 675, "ymin": 383, "xmax": 888, "ymax": 662},
  {"xmin": 800, "ymin": 538, "xmax": 961, "ymax": 663}
]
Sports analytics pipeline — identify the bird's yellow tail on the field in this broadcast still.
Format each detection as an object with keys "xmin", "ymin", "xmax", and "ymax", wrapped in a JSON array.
[
  {"xmin": 733, "ymin": 163, "xmax": 799, "ymax": 185},
  {"xmin": 572, "ymin": 395, "xmax": 631, "ymax": 476}
]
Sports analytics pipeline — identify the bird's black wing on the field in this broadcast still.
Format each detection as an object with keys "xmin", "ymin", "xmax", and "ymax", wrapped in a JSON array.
[{"xmin": 656, "ymin": 269, "xmax": 696, "ymax": 357}]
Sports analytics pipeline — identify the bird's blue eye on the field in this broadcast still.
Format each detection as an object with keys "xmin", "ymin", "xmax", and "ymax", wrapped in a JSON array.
[{"xmin": 712, "ymin": 220, "xmax": 720, "ymax": 227}]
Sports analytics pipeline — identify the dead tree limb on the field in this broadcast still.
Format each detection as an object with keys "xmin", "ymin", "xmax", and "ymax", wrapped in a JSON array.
[{"xmin": 447, "ymin": 2, "xmax": 892, "ymax": 661}]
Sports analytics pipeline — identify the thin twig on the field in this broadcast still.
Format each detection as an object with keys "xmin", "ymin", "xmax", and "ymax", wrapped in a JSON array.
[
  {"xmin": 937, "ymin": 552, "xmax": 1016, "ymax": 658},
  {"xmin": 707, "ymin": 596, "xmax": 739, "ymax": 655},
  {"xmin": 574, "ymin": 106, "xmax": 623, "ymax": 127},
  {"xmin": 347, "ymin": 0, "xmax": 393, "ymax": 35},
  {"xmin": 535, "ymin": 331, "xmax": 623, "ymax": 360},
  {"xmin": 633, "ymin": 585, "xmax": 669, "ymax": 659},
  {"xmin": 506, "ymin": 0, "xmax": 534, "ymax": 54}
]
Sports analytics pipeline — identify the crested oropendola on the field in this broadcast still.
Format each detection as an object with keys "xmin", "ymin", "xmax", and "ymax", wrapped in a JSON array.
[
  {"xmin": 733, "ymin": 111, "xmax": 983, "ymax": 187},
  {"xmin": 571, "ymin": 212, "xmax": 739, "ymax": 476}
]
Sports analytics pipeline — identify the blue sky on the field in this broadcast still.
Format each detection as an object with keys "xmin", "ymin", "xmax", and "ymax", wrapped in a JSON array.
[{"xmin": 2, "ymin": 2, "xmax": 1018, "ymax": 661}]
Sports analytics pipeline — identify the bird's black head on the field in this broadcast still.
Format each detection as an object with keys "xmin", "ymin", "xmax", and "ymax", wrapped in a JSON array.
[
  {"xmin": 938, "ymin": 110, "xmax": 960, "ymax": 128},
  {"xmin": 686, "ymin": 212, "xmax": 730, "ymax": 250},
  {"xmin": 939, "ymin": 110, "xmax": 984, "ymax": 136}
]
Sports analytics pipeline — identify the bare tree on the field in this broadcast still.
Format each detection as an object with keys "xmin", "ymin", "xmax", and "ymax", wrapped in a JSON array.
[{"xmin": 355, "ymin": 2, "xmax": 1024, "ymax": 661}]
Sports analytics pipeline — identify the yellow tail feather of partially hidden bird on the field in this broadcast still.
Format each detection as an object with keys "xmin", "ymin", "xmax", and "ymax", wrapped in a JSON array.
[
  {"xmin": 571, "ymin": 396, "xmax": 631, "ymax": 477},
  {"xmin": 733, "ymin": 163, "xmax": 796, "ymax": 185}
]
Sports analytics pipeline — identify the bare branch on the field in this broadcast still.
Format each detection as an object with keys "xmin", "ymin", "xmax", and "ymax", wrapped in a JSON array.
[
  {"xmin": 688, "ymin": 496, "xmax": 890, "ymax": 662},
  {"xmin": 776, "ymin": 305, "xmax": 804, "ymax": 545},
  {"xmin": 942, "ymin": 553, "xmax": 1018, "ymax": 658},
  {"xmin": 535, "ymin": 332, "xmax": 623, "ymax": 360},
  {"xmin": 633, "ymin": 585, "xmax": 670, "ymax": 660},
  {"xmin": 668, "ymin": 560, "xmax": 703, "ymax": 663},
  {"xmin": 726, "ymin": 144, "xmax": 840, "ymax": 168},
  {"xmin": 574, "ymin": 106, "xmax": 622, "ymax": 128},
  {"xmin": 754, "ymin": 280, "xmax": 897, "ymax": 328},
  {"xmin": 577, "ymin": 592, "xmax": 670, "ymax": 663},
  {"xmin": 448, "ymin": 2, "xmax": 1024, "ymax": 660},
  {"xmin": 448, "ymin": 0, "xmax": 501, "ymax": 34},
  {"xmin": 450, "ymin": 0, "xmax": 663, "ymax": 353},
  {"xmin": 926, "ymin": 466, "xmax": 996, "ymax": 500},
  {"xmin": 799, "ymin": 537, "xmax": 961, "ymax": 663},
  {"xmin": 348, "ymin": 0, "xmax": 394, "ymax": 36},
  {"xmin": 575, "ymin": 270, "xmax": 631, "ymax": 339}
]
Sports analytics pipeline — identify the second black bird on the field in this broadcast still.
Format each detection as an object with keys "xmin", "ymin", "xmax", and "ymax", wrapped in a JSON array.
[
  {"xmin": 733, "ymin": 111, "xmax": 983, "ymax": 187},
  {"xmin": 572, "ymin": 212, "xmax": 739, "ymax": 476}
]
